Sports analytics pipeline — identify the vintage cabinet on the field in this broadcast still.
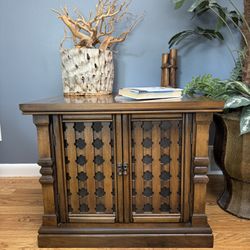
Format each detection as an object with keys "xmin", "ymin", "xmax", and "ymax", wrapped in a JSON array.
[{"xmin": 20, "ymin": 95, "xmax": 224, "ymax": 248}]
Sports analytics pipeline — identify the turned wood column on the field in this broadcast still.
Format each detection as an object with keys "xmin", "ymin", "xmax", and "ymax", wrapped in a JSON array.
[
  {"xmin": 33, "ymin": 115, "xmax": 57, "ymax": 226},
  {"xmin": 192, "ymin": 113, "xmax": 213, "ymax": 226}
]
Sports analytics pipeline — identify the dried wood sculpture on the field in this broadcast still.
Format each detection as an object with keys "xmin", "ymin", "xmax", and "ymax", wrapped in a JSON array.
[
  {"xmin": 54, "ymin": 0, "xmax": 141, "ymax": 96},
  {"xmin": 54, "ymin": 0, "xmax": 141, "ymax": 51}
]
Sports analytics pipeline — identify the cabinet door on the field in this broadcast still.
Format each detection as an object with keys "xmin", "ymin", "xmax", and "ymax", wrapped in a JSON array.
[
  {"xmin": 57, "ymin": 115, "xmax": 119, "ymax": 223},
  {"xmin": 128, "ymin": 114, "xmax": 187, "ymax": 223}
]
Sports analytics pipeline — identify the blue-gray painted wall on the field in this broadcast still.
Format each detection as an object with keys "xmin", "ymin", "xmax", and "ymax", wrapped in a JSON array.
[{"xmin": 0, "ymin": 0, "xmax": 243, "ymax": 163}]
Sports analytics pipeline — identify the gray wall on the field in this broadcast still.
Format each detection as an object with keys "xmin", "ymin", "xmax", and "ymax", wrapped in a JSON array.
[{"xmin": 0, "ymin": 0, "xmax": 243, "ymax": 163}]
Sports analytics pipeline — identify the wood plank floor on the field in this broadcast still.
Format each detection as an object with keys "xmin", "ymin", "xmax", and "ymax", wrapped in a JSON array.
[{"xmin": 0, "ymin": 176, "xmax": 250, "ymax": 250}]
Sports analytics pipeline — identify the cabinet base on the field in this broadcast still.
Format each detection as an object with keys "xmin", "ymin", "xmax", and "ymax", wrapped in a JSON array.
[{"xmin": 38, "ymin": 224, "xmax": 213, "ymax": 248}]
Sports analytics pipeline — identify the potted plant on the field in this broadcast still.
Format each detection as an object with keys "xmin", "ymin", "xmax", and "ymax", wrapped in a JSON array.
[
  {"xmin": 169, "ymin": 0, "xmax": 250, "ymax": 219},
  {"xmin": 53, "ymin": 0, "xmax": 141, "ymax": 96}
]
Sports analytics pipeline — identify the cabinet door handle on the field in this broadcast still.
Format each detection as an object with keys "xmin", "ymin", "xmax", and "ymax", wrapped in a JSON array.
[
  {"xmin": 117, "ymin": 163, "xmax": 123, "ymax": 176},
  {"xmin": 123, "ymin": 163, "xmax": 128, "ymax": 176}
]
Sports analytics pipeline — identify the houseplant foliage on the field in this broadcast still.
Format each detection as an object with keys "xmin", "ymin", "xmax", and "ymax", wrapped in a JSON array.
[
  {"xmin": 170, "ymin": 0, "xmax": 250, "ymax": 219},
  {"xmin": 170, "ymin": 0, "xmax": 250, "ymax": 220},
  {"xmin": 183, "ymin": 74, "xmax": 250, "ymax": 135},
  {"xmin": 169, "ymin": 0, "xmax": 250, "ymax": 135},
  {"xmin": 54, "ymin": 0, "xmax": 141, "ymax": 96},
  {"xmin": 169, "ymin": 0, "xmax": 244, "ymax": 50}
]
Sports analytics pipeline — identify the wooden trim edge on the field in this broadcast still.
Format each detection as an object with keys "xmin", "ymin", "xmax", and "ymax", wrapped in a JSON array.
[{"xmin": 38, "ymin": 233, "xmax": 213, "ymax": 248}]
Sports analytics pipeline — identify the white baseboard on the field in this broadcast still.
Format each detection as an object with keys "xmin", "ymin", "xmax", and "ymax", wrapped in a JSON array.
[{"xmin": 0, "ymin": 164, "xmax": 41, "ymax": 177}]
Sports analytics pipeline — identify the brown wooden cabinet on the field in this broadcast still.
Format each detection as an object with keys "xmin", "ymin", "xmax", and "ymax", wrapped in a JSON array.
[{"xmin": 20, "ymin": 95, "xmax": 224, "ymax": 248}]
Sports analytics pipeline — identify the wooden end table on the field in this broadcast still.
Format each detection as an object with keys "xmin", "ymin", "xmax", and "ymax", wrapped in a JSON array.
[{"xmin": 20, "ymin": 94, "xmax": 224, "ymax": 248}]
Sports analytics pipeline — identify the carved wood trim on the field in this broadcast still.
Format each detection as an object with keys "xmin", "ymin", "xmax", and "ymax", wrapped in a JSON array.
[
  {"xmin": 192, "ymin": 113, "xmax": 213, "ymax": 226},
  {"xmin": 33, "ymin": 115, "xmax": 57, "ymax": 226}
]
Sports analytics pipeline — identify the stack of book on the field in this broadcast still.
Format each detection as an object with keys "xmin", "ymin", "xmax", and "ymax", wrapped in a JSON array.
[{"xmin": 118, "ymin": 87, "xmax": 183, "ymax": 100}]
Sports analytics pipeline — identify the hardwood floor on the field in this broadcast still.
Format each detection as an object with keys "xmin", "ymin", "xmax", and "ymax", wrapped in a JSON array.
[{"xmin": 0, "ymin": 176, "xmax": 249, "ymax": 250}]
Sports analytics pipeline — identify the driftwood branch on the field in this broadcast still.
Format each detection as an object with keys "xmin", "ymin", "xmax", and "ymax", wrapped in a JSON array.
[{"xmin": 53, "ymin": 0, "xmax": 141, "ymax": 51}]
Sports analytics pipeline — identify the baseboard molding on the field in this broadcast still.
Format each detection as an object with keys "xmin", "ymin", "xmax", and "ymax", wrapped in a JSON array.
[{"xmin": 0, "ymin": 164, "xmax": 40, "ymax": 177}]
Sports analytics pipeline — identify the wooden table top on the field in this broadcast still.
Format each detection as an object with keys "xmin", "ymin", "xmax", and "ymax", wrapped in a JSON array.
[{"xmin": 20, "ymin": 94, "xmax": 224, "ymax": 114}]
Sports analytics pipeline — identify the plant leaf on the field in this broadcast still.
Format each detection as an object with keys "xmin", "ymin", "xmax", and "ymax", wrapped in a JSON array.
[
  {"xmin": 230, "ymin": 49, "xmax": 246, "ymax": 81},
  {"xmin": 224, "ymin": 95, "xmax": 250, "ymax": 109},
  {"xmin": 168, "ymin": 30, "xmax": 194, "ymax": 47},
  {"xmin": 173, "ymin": 0, "xmax": 187, "ymax": 9},
  {"xmin": 195, "ymin": 27, "xmax": 224, "ymax": 41},
  {"xmin": 240, "ymin": 106, "xmax": 250, "ymax": 135},
  {"xmin": 226, "ymin": 81, "xmax": 250, "ymax": 96},
  {"xmin": 229, "ymin": 10, "xmax": 243, "ymax": 26},
  {"xmin": 215, "ymin": 7, "xmax": 227, "ymax": 31},
  {"xmin": 183, "ymin": 74, "xmax": 226, "ymax": 99},
  {"xmin": 188, "ymin": 0, "xmax": 208, "ymax": 12}
]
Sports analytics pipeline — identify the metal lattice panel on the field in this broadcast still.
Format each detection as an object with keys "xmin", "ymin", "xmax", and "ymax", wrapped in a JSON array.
[
  {"xmin": 131, "ymin": 120, "xmax": 182, "ymax": 215},
  {"xmin": 64, "ymin": 121, "xmax": 115, "ymax": 215}
]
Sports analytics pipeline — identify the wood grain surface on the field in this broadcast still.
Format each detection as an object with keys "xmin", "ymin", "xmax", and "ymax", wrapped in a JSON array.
[
  {"xmin": 19, "ymin": 95, "xmax": 224, "ymax": 115},
  {"xmin": 1, "ymin": 176, "xmax": 250, "ymax": 249}
]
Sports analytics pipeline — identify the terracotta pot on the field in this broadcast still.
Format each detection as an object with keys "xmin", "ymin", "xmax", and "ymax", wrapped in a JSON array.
[
  {"xmin": 214, "ymin": 112, "xmax": 250, "ymax": 219},
  {"xmin": 61, "ymin": 48, "xmax": 114, "ymax": 96}
]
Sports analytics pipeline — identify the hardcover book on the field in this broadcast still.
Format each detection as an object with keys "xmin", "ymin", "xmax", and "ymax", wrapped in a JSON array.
[{"xmin": 118, "ymin": 87, "xmax": 183, "ymax": 100}]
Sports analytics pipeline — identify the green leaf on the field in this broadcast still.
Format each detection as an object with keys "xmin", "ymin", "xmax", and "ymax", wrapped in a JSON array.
[
  {"xmin": 188, "ymin": 0, "xmax": 208, "ymax": 12},
  {"xmin": 215, "ymin": 31, "xmax": 224, "ymax": 40},
  {"xmin": 168, "ymin": 30, "xmax": 194, "ymax": 48},
  {"xmin": 196, "ymin": 7, "xmax": 209, "ymax": 16},
  {"xmin": 183, "ymin": 74, "xmax": 226, "ymax": 99},
  {"xmin": 215, "ymin": 7, "xmax": 227, "ymax": 31},
  {"xmin": 229, "ymin": 10, "xmax": 243, "ymax": 26},
  {"xmin": 195, "ymin": 27, "xmax": 224, "ymax": 41},
  {"xmin": 226, "ymin": 81, "xmax": 250, "ymax": 96},
  {"xmin": 224, "ymin": 96, "xmax": 250, "ymax": 109},
  {"xmin": 173, "ymin": 0, "xmax": 187, "ymax": 9},
  {"xmin": 240, "ymin": 106, "xmax": 250, "ymax": 135},
  {"xmin": 230, "ymin": 49, "xmax": 246, "ymax": 81}
]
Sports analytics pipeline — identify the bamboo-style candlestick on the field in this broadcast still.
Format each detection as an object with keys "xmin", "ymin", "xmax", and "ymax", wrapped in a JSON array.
[
  {"xmin": 161, "ymin": 53, "xmax": 170, "ymax": 87},
  {"xmin": 169, "ymin": 49, "xmax": 177, "ymax": 88}
]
